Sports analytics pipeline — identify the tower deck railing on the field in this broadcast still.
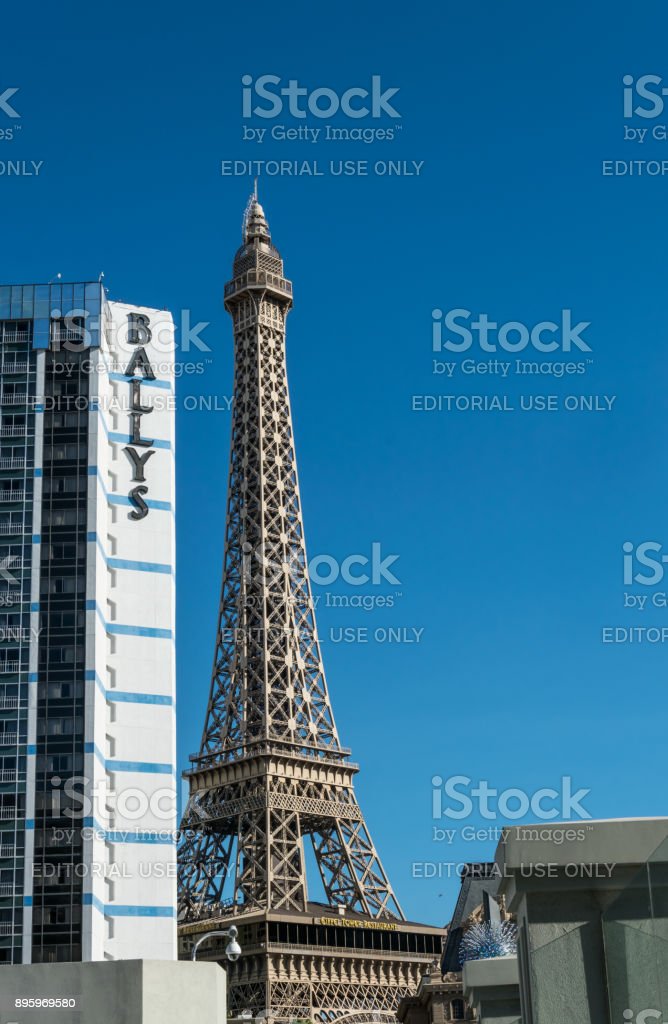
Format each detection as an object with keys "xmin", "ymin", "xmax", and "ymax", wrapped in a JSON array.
[
  {"xmin": 189, "ymin": 741, "xmax": 357, "ymax": 773},
  {"xmin": 224, "ymin": 270, "xmax": 293, "ymax": 299}
]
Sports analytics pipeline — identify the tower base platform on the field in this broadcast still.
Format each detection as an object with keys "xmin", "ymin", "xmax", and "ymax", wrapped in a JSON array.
[{"xmin": 179, "ymin": 904, "xmax": 444, "ymax": 1024}]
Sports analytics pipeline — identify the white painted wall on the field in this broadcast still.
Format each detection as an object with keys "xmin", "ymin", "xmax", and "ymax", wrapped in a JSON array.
[{"xmin": 83, "ymin": 300, "xmax": 177, "ymax": 961}]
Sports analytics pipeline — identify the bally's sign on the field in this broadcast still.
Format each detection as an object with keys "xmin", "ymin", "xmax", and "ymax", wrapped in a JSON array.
[{"xmin": 123, "ymin": 312, "xmax": 157, "ymax": 521}]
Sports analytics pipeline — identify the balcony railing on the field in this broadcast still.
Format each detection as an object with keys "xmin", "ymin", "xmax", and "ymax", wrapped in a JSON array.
[
  {"xmin": 0, "ymin": 807, "xmax": 19, "ymax": 820},
  {"xmin": 0, "ymin": 427, "xmax": 26, "ymax": 438},
  {"xmin": 0, "ymin": 697, "xmax": 22, "ymax": 709},
  {"xmin": 0, "ymin": 459, "xmax": 25, "ymax": 470},
  {"xmin": 0, "ymin": 883, "xmax": 14, "ymax": 897},
  {"xmin": 1, "ymin": 331, "xmax": 30, "ymax": 342},
  {"xmin": 0, "ymin": 734, "xmax": 18, "ymax": 747},
  {"xmin": 0, "ymin": 770, "xmax": 23, "ymax": 783},
  {"xmin": 0, "ymin": 361, "xmax": 29, "ymax": 374},
  {"xmin": 0, "ymin": 394, "xmax": 30, "ymax": 406},
  {"xmin": 0, "ymin": 559, "xmax": 22, "ymax": 573},
  {"xmin": 0, "ymin": 845, "xmax": 13, "ymax": 857},
  {"xmin": 0, "ymin": 663, "xmax": 20, "ymax": 675},
  {"xmin": 0, "ymin": 522, "xmax": 24, "ymax": 535},
  {"xmin": 0, "ymin": 492, "xmax": 24, "ymax": 503},
  {"xmin": 0, "ymin": 921, "xmax": 14, "ymax": 934},
  {"xmin": 52, "ymin": 329, "xmax": 85, "ymax": 343}
]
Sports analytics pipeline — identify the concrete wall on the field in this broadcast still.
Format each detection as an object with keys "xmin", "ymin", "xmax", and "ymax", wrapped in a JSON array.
[
  {"xmin": 462, "ymin": 956, "xmax": 521, "ymax": 1024},
  {"xmin": 0, "ymin": 959, "xmax": 225, "ymax": 1024},
  {"xmin": 497, "ymin": 818, "xmax": 668, "ymax": 1023}
]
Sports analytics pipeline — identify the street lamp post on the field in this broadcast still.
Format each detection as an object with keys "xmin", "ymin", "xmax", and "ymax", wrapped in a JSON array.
[{"xmin": 191, "ymin": 926, "xmax": 242, "ymax": 963}]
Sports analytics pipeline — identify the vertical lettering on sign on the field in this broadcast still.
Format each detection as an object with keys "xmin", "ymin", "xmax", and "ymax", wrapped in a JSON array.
[
  {"xmin": 123, "ymin": 447, "xmax": 155, "ymax": 483},
  {"xmin": 128, "ymin": 485, "xmax": 150, "ymax": 521},
  {"xmin": 122, "ymin": 312, "xmax": 158, "ymax": 521}
]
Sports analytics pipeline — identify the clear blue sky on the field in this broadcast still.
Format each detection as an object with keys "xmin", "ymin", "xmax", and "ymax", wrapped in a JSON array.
[{"xmin": 3, "ymin": 0, "xmax": 668, "ymax": 925}]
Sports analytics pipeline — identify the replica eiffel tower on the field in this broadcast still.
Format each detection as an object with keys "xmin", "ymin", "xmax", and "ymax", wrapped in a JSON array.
[{"xmin": 178, "ymin": 192, "xmax": 443, "ymax": 1023}]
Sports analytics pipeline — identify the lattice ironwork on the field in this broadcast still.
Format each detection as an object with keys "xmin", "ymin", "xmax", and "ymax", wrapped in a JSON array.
[
  {"xmin": 178, "ymin": 196, "xmax": 401, "ymax": 923},
  {"xmin": 177, "ymin": 196, "xmax": 433, "ymax": 1021},
  {"xmin": 226, "ymin": 956, "xmax": 421, "ymax": 1020}
]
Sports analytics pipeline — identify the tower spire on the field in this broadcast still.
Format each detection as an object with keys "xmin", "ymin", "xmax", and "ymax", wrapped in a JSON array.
[{"xmin": 242, "ymin": 183, "xmax": 270, "ymax": 245}]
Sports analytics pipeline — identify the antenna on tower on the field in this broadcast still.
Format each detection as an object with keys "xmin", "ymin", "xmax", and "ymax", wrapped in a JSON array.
[
  {"xmin": 242, "ymin": 195, "xmax": 253, "ymax": 241},
  {"xmin": 242, "ymin": 179, "xmax": 260, "ymax": 240}
]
